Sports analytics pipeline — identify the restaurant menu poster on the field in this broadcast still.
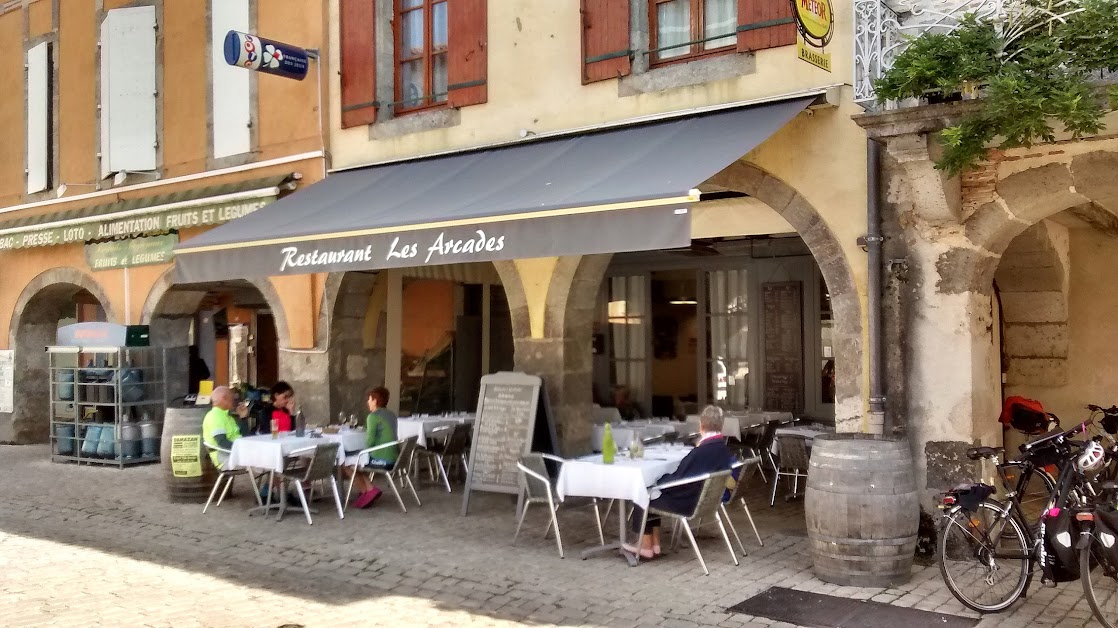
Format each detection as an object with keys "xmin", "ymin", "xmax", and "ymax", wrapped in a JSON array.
[
  {"xmin": 0, "ymin": 350, "xmax": 13, "ymax": 414},
  {"xmin": 170, "ymin": 434, "xmax": 203, "ymax": 478}
]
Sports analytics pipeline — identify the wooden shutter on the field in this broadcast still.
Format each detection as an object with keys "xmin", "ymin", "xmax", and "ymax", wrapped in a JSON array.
[
  {"xmin": 581, "ymin": 0, "xmax": 631, "ymax": 85},
  {"xmin": 447, "ymin": 0, "xmax": 487, "ymax": 108},
  {"xmin": 340, "ymin": 0, "xmax": 377, "ymax": 128},
  {"xmin": 737, "ymin": 0, "xmax": 797, "ymax": 52}
]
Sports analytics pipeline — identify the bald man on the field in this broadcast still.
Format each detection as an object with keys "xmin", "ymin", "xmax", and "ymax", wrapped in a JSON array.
[{"xmin": 202, "ymin": 386, "xmax": 248, "ymax": 468}]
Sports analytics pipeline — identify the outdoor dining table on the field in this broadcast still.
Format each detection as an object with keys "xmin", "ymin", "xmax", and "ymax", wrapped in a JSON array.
[
  {"xmin": 590, "ymin": 422, "xmax": 677, "ymax": 451},
  {"xmin": 771, "ymin": 423, "xmax": 834, "ymax": 455},
  {"xmin": 555, "ymin": 444, "xmax": 692, "ymax": 565},
  {"xmin": 228, "ymin": 433, "xmax": 348, "ymax": 518},
  {"xmin": 397, "ymin": 414, "xmax": 475, "ymax": 448}
]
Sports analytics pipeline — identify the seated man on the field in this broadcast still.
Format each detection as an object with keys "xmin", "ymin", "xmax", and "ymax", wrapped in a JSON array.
[
  {"xmin": 344, "ymin": 386, "xmax": 399, "ymax": 509},
  {"xmin": 625, "ymin": 405, "xmax": 733, "ymax": 558},
  {"xmin": 202, "ymin": 386, "xmax": 248, "ymax": 469}
]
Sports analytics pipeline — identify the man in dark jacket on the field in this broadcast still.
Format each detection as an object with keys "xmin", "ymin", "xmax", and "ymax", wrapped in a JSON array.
[{"xmin": 624, "ymin": 405, "xmax": 732, "ymax": 558}]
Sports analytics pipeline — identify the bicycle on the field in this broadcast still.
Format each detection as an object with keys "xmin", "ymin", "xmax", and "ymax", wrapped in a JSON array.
[{"xmin": 937, "ymin": 419, "xmax": 1092, "ymax": 612}]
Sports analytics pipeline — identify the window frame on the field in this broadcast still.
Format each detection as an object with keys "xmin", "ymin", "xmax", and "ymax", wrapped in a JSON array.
[
  {"xmin": 393, "ymin": 0, "xmax": 449, "ymax": 115},
  {"xmin": 647, "ymin": 0, "xmax": 737, "ymax": 67}
]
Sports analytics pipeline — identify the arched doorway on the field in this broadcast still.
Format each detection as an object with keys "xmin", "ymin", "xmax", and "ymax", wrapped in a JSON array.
[{"xmin": 4, "ymin": 269, "xmax": 115, "ymax": 444}]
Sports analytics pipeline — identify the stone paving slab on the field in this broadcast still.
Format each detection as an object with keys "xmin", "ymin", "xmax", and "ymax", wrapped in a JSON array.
[{"xmin": 0, "ymin": 445, "xmax": 1099, "ymax": 627}]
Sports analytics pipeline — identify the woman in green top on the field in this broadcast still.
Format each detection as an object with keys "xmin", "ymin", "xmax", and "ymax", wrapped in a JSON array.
[{"xmin": 347, "ymin": 386, "xmax": 398, "ymax": 508}]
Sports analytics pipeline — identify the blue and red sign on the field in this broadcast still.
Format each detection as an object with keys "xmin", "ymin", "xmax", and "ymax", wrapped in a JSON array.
[{"xmin": 224, "ymin": 31, "xmax": 309, "ymax": 81}]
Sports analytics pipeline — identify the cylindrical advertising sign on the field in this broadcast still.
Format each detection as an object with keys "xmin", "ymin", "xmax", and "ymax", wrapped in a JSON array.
[{"xmin": 224, "ymin": 30, "xmax": 309, "ymax": 81}]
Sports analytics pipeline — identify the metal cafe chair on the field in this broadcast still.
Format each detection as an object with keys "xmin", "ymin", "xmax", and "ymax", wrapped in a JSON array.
[
  {"xmin": 274, "ymin": 442, "xmax": 344, "ymax": 525},
  {"xmin": 635, "ymin": 469, "xmax": 738, "ymax": 575},
  {"xmin": 514, "ymin": 453, "xmax": 605, "ymax": 559},
  {"xmin": 723, "ymin": 458, "xmax": 764, "ymax": 552},
  {"xmin": 736, "ymin": 423, "xmax": 768, "ymax": 482},
  {"xmin": 418, "ymin": 422, "xmax": 472, "ymax": 493},
  {"xmin": 202, "ymin": 443, "xmax": 264, "ymax": 514},
  {"xmin": 345, "ymin": 435, "xmax": 422, "ymax": 513},
  {"xmin": 770, "ymin": 434, "xmax": 810, "ymax": 506}
]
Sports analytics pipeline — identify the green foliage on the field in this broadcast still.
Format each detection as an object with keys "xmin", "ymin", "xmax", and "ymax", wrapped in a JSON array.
[{"xmin": 873, "ymin": 0, "xmax": 1118, "ymax": 175}]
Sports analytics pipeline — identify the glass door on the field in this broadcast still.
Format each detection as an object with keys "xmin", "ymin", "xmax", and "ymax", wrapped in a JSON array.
[
  {"xmin": 704, "ymin": 269, "xmax": 750, "ymax": 410},
  {"xmin": 606, "ymin": 275, "xmax": 650, "ymax": 413}
]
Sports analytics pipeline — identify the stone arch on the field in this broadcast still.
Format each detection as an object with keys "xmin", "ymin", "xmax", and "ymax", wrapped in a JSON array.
[
  {"xmin": 322, "ymin": 270, "xmax": 385, "ymax": 417},
  {"xmin": 706, "ymin": 159, "xmax": 865, "ymax": 426},
  {"xmin": 3, "ymin": 268, "xmax": 116, "ymax": 443}
]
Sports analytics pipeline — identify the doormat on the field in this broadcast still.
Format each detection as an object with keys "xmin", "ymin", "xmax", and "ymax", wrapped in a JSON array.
[{"xmin": 726, "ymin": 586, "xmax": 978, "ymax": 628}]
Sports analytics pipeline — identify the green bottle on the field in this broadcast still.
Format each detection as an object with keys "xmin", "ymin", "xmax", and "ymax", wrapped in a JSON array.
[{"xmin": 602, "ymin": 423, "xmax": 616, "ymax": 464}]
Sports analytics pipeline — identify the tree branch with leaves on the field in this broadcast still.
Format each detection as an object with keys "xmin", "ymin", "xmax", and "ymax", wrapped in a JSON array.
[{"xmin": 873, "ymin": 0, "xmax": 1118, "ymax": 175}]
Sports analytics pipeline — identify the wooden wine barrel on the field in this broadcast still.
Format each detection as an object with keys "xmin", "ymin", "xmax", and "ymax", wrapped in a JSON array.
[
  {"xmin": 805, "ymin": 433, "xmax": 918, "ymax": 587},
  {"xmin": 160, "ymin": 406, "xmax": 217, "ymax": 502}
]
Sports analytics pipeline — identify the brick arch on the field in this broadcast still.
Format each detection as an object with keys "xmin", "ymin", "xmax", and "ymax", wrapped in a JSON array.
[
  {"xmin": 706, "ymin": 159, "xmax": 865, "ymax": 425},
  {"xmin": 4, "ymin": 268, "xmax": 117, "ymax": 443}
]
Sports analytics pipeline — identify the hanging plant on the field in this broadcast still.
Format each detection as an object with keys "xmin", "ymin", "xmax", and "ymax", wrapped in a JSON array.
[{"xmin": 874, "ymin": 0, "xmax": 1118, "ymax": 175}]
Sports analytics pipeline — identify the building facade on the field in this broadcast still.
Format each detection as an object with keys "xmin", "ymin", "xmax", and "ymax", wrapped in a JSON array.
[{"xmin": 0, "ymin": 0, "xmax": 328, "ymax": 443}]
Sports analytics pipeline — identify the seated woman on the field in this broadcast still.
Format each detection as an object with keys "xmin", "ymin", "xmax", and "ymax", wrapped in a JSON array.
[
  {"xmin": 612, "ymin": 385, "xmax": 646, "ymax": 421},
  {"xmin": 269, "ymin": 381, "xmax": 296, "ymax": 432},
  {"xmin": 344, "ymin": 386, "xmax": 400, "ymax": 509},
  {"xmin": 624, "ymin": 405, "xmax": 732, "ymax": 558}
]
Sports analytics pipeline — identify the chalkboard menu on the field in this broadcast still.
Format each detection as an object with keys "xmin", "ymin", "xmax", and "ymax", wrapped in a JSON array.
[
  {"xmin": 462, "ymin": 372, "xmax": 544, "ymax": 515},
  {"xmin": 762, "ymin": 282, "xmax": 803, "ymax": 413}
]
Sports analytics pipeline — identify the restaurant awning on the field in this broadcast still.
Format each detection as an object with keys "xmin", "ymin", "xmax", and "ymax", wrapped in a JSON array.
[{"xmin": 174, "ymin": 97, "xmax": 814, "ymax": 282}]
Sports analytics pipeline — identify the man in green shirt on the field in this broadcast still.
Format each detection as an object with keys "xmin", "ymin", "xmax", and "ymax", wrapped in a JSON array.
[
  {"xmin": 345, "ymin": 386, "xmax": 398, "ymax": 508},
  {"xmin": 202, "ymin": 386, "xmax": 247, "ymax": 468}
]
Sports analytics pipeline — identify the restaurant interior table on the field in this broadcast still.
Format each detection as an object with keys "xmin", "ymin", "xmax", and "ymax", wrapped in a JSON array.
[
  {"xmin": 229, "ymin": 433, "xmax": 348, "ymax": 517},
  {"xmin": 555, "ymin": 444, "xmax": 692, "ymax": 565},
  {"xmin": 397, "ymin": 414, "xmax": 475, "ymax": 448}
]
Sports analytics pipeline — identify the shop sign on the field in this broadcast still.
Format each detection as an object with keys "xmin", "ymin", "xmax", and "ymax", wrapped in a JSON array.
[
  {"xmin": 170, "ymin": 434, "xmax": 203, "ymax": 478},
  {"xmin": 223, "ymin": 31, "xmax": 309, "ymax": 81},
  {"xmin": 792, "ymin": 0, "xmax": 832, "ymax": 72},
  {"xmin": 0, "ymin": 197, "xmax": 269, "ymax": 251},
  {"xmin": 86, "ymin": 234, "xmax": 178, "ymax": 271},
  {"xmin": 0, "ymin": 350, "xmax": 13, "ymax": 414}
]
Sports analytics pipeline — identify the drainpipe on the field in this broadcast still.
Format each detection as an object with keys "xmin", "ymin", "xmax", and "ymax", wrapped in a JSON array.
[{"xmin": 866, "ymin": 139, "xmax": 887, "ymax": 433}]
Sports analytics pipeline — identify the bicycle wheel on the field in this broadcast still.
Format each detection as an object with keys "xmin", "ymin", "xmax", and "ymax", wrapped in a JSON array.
[
  {"xmin": 939, "ymin": 502, "xmax": 1030, "ymax": 613},
  {"xmin": 1082, "ymin": 537, "xmax": 1118, "ymax": 628},
  {"xmin": 1002, "ymin": 462, "xmax": 1056, "ymax": 528}
]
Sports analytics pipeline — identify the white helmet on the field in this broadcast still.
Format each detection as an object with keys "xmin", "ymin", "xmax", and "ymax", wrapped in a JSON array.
[{"xmin": 1077, "ymin": 440, "xmax": 1106, "ymax": 474}]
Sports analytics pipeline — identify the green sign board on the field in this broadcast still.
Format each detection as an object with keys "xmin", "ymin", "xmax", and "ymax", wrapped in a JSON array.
[
  {"xmin": 85, "ymin": 234, "xmax": 179, "ymax": 270},
  {"xmin": 0, "ymin": 197, "xmax": 270, "ymax": 251}
]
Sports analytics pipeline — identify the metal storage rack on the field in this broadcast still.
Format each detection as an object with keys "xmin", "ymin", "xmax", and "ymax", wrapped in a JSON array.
[{"xmin": 48, "ymin": 345, "xmax": 168, "ymax": 468}]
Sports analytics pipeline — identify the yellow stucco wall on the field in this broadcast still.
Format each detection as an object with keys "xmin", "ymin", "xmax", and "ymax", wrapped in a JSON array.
[
  {"xmin": 27, "ymin": 1, "xmax": 52, "ymax": 38},
  {"xmin": 0, "ymin": 10, "xmax": 24, "ymax": 200}
]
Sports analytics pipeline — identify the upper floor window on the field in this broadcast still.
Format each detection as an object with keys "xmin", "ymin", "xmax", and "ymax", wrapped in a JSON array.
[
  {"xmin": 396, "ymin": 0, "xmax": 448, "ymax": 112},
  {"xmin": 649, "ymin": 0, "xmax": 737, "ymax": 64}
]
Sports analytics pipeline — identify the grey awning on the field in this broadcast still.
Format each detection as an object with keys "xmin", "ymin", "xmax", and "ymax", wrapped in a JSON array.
[{"xmin": 174, "ymin": 97, "xmax": 813, "ymax": 282}]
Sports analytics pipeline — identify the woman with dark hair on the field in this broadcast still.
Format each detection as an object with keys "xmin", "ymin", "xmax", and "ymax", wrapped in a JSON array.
[{"xmin": 269, "ymin": 381, "xmax": 296, "ymax": 433}]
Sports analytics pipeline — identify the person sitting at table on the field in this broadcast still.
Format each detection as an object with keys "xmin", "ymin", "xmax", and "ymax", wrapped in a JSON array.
[
  {"xmin": 202, "ymin": 386, "xmax": 249, "ymax": 469},
  {"xmin": 268, "ymin": 381, "xmax": 296, "ymax": 433},
  {"xmin": 624, "ymin": 405, "xmax": 732, "ymax": 559},
  {"xmin": 612, "ymin": 385, "xmax": 646, "ymax": 421},
  {"xmin": 344, "ymin": 386, "xmax": 400, "ymax": 509}
]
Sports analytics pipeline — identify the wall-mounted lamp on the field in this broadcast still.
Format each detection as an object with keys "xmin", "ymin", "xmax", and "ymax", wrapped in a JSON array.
[
  {"xmin": 112, "ymin": 170, "xmax": 161, "ymax": 186},
  {"xmin": 56, "ymin": 183, "xmax": 99, "ymax": 198}
]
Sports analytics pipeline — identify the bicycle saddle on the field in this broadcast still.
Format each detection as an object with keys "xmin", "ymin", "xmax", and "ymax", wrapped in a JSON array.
[{"xmin": 966, "ymin": 446, "xmax": 1004, "ymax": 460}]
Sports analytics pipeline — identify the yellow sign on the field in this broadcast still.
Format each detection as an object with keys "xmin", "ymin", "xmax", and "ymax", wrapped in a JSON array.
[
  {"xmin": 794, "ymin": 0, "xmax": 833, "ymax": 44},
  {"xmin": 171, "ymin": 434, "xmax": 203, "ymax": 478},
  {"xmin": 797, "ymin": 39, "xmax": 832, "ymax": 72}
]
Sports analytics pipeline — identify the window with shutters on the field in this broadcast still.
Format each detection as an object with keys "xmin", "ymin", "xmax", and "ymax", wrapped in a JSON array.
[
  {"xmin": 99, "ymin": 6, "xmax": 157, "ymax": 178},
  {"xmin": 648, "ymin": 0, "xmax": 736, "ymax": 65},
  {"xmin": 394, "ymin": 0, "xmax": 448, "ymax": 113}
]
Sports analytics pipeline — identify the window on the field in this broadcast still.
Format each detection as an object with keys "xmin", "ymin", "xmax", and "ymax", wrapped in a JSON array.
[
  {"xmin": 99, "ymin": 6, "xmax": 157, "ymax": 178},
  {"xmin": 395, "ymin": 0, "xmax": 448, "ymax": 112},
  {"xmin": 26, "ymin": 41, "xmax": 52, "ymax": 194},
  {"xmin": 649, "ymin": 0, "xmax": 736, "ymax": 64},
  {"xmin": 211, "ymin": 0, "xmax": 251, "ymax": 159},
  {"xmin": 705, "ymin": 269, "xmax": 749, "ymax": 409},
  {"xmin": 607, "ymin": 276, "xmax": 649, "ymax": 409}
]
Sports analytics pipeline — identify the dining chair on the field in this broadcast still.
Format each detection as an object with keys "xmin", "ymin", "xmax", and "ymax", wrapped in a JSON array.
[
  {"xmin": 418, "ymin": 422, "xmax": 472, "ymax": 492},
  {"xmin": 736, "ymin": 424, "xmax": 768, "ymax": 481},
  {"xmin": 636, "ymin": 469, "xmax": 737, "ymax": 575},
  {"xmin": 722, "ymin": 458, "xmax": 764, "ymax": 552},
  {"xmin": 756, "ymin": 420, "xmax": 781, "ymax": 473},
  {"xmin": 345, "ymin": 435, "xmax": 422, "ymax": 512},
  {"xmin": 770, "ymin": 434, "xmax": 810, "ymax": 506},
  {"xmin": 514, "ymin": 453, "xmax": 605, "ymax": 559},
  {"xmin": 275, "ymin": 442, "xmax": 343, "ymax": 525},
  {"xmin": 202, "ymin": 443, "xmax": 264, "ymax": 514}
]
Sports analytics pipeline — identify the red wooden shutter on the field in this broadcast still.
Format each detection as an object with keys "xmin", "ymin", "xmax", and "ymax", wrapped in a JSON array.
[
  {"xmin": 581, "ymin": 0, "xmax": 631, "ymax": 85},
  {"xmin": 737, "ymin": 0, "xmax": 797, "ymax": 52},
  {"xmin": 447, "ymin": 0, "xmax": 488, "ymax": 108},
  {"xmin": 340, "ymin": 0, "xmax": 377, "ymax": 128}
]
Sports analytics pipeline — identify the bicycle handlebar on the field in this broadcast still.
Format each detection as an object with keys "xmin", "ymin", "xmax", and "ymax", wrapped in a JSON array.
[{"xmin": 1087, "ymin": 404, "xmax": 1118, "ymax": 414}]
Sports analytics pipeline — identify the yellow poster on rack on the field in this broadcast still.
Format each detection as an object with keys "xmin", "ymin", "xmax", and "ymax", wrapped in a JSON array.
[{"xmin": 170, "ymin": 434, "xmax": 203, "ymax": 477}]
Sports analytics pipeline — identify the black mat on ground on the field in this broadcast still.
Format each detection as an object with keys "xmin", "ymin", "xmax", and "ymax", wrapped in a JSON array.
[{"xmin": 726, "ymin": 586, "xmax": 978, "ymax": 628}]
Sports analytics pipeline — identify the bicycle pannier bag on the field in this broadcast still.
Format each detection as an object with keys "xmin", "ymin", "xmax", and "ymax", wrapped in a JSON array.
[
  {"xmin": 1093, "ymin": 507, "xmax": 1118, "ymax": 569},
  {"xmin": 1000, "ymin": 396, "xmax": 1051, "ymax": 435},
  {"xmin": 1042, "ymin": 507, "xmax": 1080, "ymax": 583}
]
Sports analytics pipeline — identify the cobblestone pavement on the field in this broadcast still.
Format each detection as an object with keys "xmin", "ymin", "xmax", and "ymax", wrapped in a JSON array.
[{"xmin": 0, "ymin": 445, "xmax": 1101, "ymax": 627}]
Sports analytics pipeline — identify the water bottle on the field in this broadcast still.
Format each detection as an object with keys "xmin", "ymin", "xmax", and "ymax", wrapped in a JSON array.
[
  {"xmin": 295, "ymin": 410, "xmax": 306, "ymax": 437},
  {"xmin": 602, "ymin": 424, "xmax": 616, "ymax": 465}
]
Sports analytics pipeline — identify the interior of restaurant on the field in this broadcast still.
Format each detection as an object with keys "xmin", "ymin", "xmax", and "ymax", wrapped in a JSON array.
[{"xmin": 592, "ymin": 235, "xmax": 835, "ymax": 422}]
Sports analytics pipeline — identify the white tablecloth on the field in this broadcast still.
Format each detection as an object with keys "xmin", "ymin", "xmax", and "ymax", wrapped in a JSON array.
[
  {"xmin": 555, "ymin": 445, "xmax": 691, "ymax": 508},
  {"xmin": 397, "ymin": 415, "xmax": 475, "ymax": 448},
  {"xmin": 679, "ymin": 416, "xmax": 743, "ymax": 438},
  {"xmin": 318, "ymin": 428, "xmax": 367, "ymax": 453},
  {"xmin": 228, "ymin": 434, "xmax": 345, "ymax": 473},
  {"xmin": 591, "ymin": 422, "xmax": 678, "ymax": 451},
  {"xmin": 772, "ymin": 424, "xmax": 834, "ymax": 455}
]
